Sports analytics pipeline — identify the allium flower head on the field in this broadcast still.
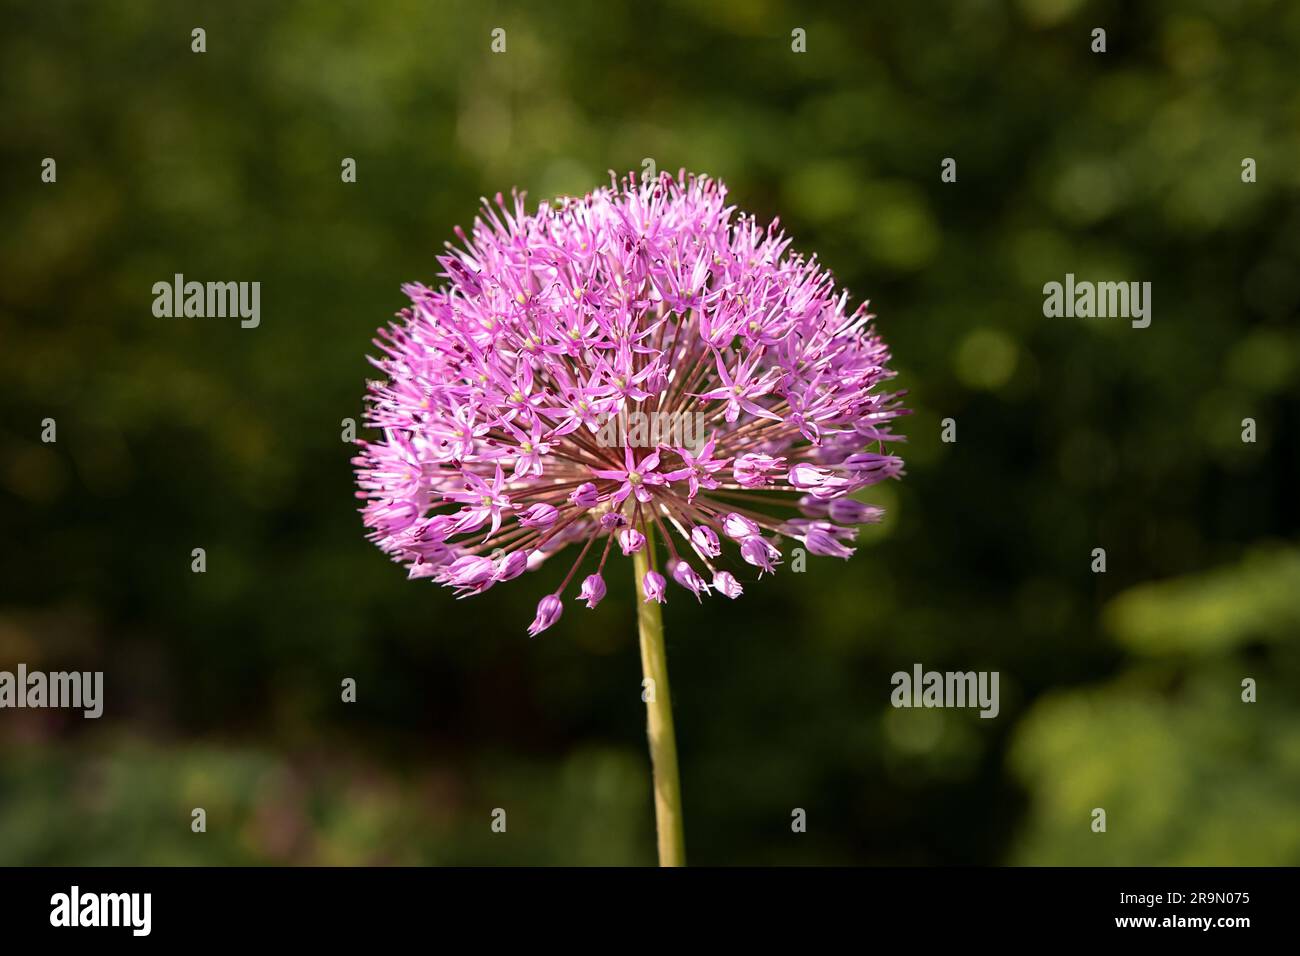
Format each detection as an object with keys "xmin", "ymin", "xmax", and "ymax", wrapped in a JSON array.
[{"xmin": 354, "ymin": 171, "xmax": 908, "ymax": 635}]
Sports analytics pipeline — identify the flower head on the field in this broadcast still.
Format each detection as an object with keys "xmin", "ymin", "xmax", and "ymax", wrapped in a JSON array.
[{"xmin": 355, "ymin": 171, "xmax": 908, "ymax": 634}]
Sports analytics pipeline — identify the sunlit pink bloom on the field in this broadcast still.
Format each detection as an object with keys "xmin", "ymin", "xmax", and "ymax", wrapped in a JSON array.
[
  {"xmin": 828, "ymin": 499, "xmax": 884, "ymax": 525},
  {"xmin": 528, "ymin": 594, "xmax": 564, "ymax": 637},
  {"xmin": 722, "ymin": 513, "xmax": 761, "ymax": 540},
  {"xmin": 739, "ymin": 535, "xmax": 781, "ymax": 575},
  {"xmin": 642, "ymin": 570, "xmax": 667, "ymax": 604},
  {"xmin": 619, "ymin": 528, "xmax": 647, "ymax": 556},
  {"xmin": 671, "ymin": 560, "xmax": 709, "ymax": 600},
  {"xmin": 519, "ymin": 503, "xmax": 559, "ymax": 528},
  {"xmin": 590, "ymin": 446, "xmax": 667, "ymax": 505},
  {"xmin": 569, "ymin": 482, "xmax": 600, "ymax": 508},
  {"xmin": 732, "ymin": 453, "xmax": 786, "ymax": 488},
  {"xmin": 495, "ymin": 550, "xmax": 530, "ymax": 581},
  {"xmin": 712, "ymin": 570, "xmax": 744, "ymax": 599},
  {"xmin": 690, "ymin": 525, "xmax": 721, "ymax": 558},
  {"xmin": 663, "ymin": 435, "xmax": 729, "ymax": 499},
  {"xmin": 578, "ymin": 573, "xmax": 607, "ymax": 609},
  {"xmin": 355, "ymin": 172, "xmax": 907, "ymax": 633}
]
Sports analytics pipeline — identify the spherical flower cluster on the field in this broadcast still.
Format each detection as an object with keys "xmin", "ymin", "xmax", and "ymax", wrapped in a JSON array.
[{"xmin": 354, "ymin": 171, "xmax": 908, "ymax": 636}]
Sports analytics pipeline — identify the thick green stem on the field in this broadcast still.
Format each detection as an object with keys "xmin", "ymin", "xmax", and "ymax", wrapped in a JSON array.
[{"xmin": 633, "ymin": 526, "xmax": 686, "ymax": 867}]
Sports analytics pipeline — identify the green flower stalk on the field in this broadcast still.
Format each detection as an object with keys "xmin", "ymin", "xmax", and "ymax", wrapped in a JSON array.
[{"xmin": 633, "ymin": 523, "xmax": 686, "ymax": 866}]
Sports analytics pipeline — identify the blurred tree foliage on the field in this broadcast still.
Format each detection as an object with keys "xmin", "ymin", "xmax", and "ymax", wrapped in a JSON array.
[
  {"xmin": 1, "ymin": 0, "xmax": 1297, "ymax": 864},
  {"xmin": 1012, "ymin": 548, "xmax": 1300, "ymax": 864}
]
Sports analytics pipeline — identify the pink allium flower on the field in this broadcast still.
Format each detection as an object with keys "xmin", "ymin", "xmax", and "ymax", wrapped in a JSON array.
[
  {"xmin": 713, "ymin": 571, "xmax": 744, "ymax": 599},
  {"xmin": 354, "ymin": 171, "xmax": 908, "ymax": 636},
  {"xmin": 642, "ymin": 570, "xmax": 667, "ymax": 604},
  {"xmin": 578, "ymin": 572, "xmax": 607, "ymax": 609}
]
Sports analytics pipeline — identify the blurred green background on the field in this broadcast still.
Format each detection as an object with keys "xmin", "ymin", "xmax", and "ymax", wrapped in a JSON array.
[{"xmin": 2, "ymin": 0, "xmax": 1298, "ymax": 865}]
